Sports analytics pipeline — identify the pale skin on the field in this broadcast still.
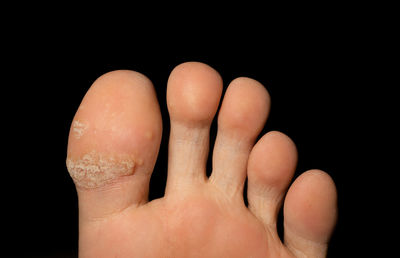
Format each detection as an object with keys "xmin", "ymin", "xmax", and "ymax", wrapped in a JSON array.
[{"xmin": 66, "ymin": 62, "xmax": 337, "ymax": 258}]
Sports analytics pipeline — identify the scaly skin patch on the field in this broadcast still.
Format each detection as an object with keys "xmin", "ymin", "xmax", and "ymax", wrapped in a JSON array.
[
  {"xmin": 72, "ymin": 120, "xmax": 89, "ymax": 139},
  {"xmin": 66, "ymin": 151, "xmax": 135, "ymax": 189}
]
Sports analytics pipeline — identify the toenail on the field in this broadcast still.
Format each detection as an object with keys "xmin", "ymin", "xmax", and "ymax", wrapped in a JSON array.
[
  {"xmin": 66, "ymin": 150, "xmax": 136, "ymax": 189},
  {"xmin": 72, "ymin": 120, "xmax": 88, "ymax": 139}
]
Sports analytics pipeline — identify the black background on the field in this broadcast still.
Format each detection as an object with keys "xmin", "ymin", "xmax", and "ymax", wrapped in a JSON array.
[{"xmin": 3, "ymin": 12, "xmax": 384, "ymax": 257}]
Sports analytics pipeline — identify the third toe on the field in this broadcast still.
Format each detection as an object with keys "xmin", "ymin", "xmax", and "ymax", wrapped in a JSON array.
[{"xmin": 210, "ymin": 77, "xmax": 270, "ymax": 199}]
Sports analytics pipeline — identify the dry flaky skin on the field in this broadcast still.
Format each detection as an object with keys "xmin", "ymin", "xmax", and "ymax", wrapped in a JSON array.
[
  {"xmin": 71, "ymin": 120, "xmax": 88, "ymax": 139},
  {"xmin": 66, "ymin": 151, "xmax": 135, "ymax": 189}
]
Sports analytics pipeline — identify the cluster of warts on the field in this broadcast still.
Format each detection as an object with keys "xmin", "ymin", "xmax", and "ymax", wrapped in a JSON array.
[
  {"xmin": 72, "ymin": 120, "xmax": 88, "ymax": 139},
  {"xmin": 66, "ymin": 150, "xmax": 135, "ymax": 189}
]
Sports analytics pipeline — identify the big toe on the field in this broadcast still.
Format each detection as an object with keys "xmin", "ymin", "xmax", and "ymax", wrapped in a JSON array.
[{"xmin": 66, "ymin": 70, "xmax": 162, "ymax": 220}]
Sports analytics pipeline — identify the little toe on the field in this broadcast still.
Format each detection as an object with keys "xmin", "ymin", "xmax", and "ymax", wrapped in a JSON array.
[
  {"xmin": 210, "ymin": 77, "xmax": 270, "ymax": 199},
  {"xmin": 66, "ymin": 70, "xmax": 162, "ymax": 220},
  {"xmin": 165, "ymin": 62, "xmax": 223, "ymax": 195},
  {"xmin": 283, "ymin": 170, "xmax": 337, "ymax": 258}
]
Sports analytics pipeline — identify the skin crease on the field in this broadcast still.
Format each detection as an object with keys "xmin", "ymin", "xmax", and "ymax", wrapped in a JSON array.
[{"xmin": 67, "ymin": 62, "xmax": 337, "ymax": 258}]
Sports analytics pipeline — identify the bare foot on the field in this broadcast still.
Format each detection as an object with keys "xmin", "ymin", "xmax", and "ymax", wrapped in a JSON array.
[{"xmin": 66, "ymin": 62, "xmax": 337, "ymax": 257}]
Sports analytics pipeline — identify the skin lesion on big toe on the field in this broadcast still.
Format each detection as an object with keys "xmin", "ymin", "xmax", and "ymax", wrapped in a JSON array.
[
  {"xmin": 66, "ymin": 150, "xmax": 137, "ymax": 189},
  {"xmin": 66, "ymin": 70, "xmax": 162, "ymax": 221}
]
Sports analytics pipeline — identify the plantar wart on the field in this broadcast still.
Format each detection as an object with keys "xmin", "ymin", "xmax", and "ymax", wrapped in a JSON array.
[
  {"xmin": 66, "ymin": 151, "xmax": 136, "ymax": 188},
  {"xmin": 72, "ymin": 120, "xmax": 88, "ymax": 139}
]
